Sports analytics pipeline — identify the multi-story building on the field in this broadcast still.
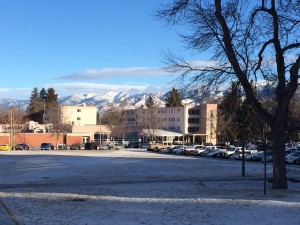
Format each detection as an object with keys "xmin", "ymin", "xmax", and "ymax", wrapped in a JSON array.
[
  {"xmin": 124, "ymin": 103, "xmax": 217, "ymax": 145},
  {"xmin": 61, "ymin": 104, "xmax": 97, "ymax": 126},
  {"xmin": 0, "ymin": 103, "xmax": 217, "ymax": 147}
]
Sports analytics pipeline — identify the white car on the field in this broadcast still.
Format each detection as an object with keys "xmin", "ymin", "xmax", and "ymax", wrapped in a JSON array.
[
  {"xmin": 184, "ymin": 145, "xmax": 203, "ymax": 155},
  {"xmin": 193, "ymin": 146, "xmax": 207, "ymax": 155},
  {"xmin": 244, "ymin": 151, "xmax": 264, "ymax": 161},
  {"xmin": 285, "ymin": 151, "xmax": 300, "ymax": 164},
  {"xmin": 220, "ymin": 147, "xmax": 238, "ymax": 159}
]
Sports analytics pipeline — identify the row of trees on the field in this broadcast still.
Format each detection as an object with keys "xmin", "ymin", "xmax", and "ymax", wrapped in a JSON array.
[
  {"xmin": 156, "ymin": 0, "xmax": 300, "ymax": 189},
  {"xmin": 26, "ymin": 87, "xmax": 59, "ymax": 123},
  {"xmin": 1, "ymin": 87, "xmax": 69, "ymax": 149},
  {"xmin": 218, "ymin": 82, "xmax": 300, "ymax": 143}
]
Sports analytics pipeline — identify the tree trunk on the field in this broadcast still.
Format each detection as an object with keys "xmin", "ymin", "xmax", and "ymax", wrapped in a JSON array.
[{"xmin": 270, "ymin": 116, "xmax": 288, "ymax": 189}]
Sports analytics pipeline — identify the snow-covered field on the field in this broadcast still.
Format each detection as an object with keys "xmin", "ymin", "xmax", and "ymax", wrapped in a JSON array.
[{"xmin": 0, "ymin": 149, "xmax": 299, "ymax": 225}]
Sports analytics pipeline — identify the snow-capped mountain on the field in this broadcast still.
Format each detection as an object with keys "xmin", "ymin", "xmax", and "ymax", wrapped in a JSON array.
[{"xmin": 1, "ymin": 88, "xmax": 219, "ymax": 110}]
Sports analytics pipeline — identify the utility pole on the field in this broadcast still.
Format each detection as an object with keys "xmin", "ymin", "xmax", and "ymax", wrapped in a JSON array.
[
  {"xmin": 10, "ymin": 107, "xmax": 13, "ymax": 149},
  {"xmin": 99, "ymin": 110, "xmax": 102, "ymax": 148},
  {"xmin": 242, "ymin": 104, "xmax": 245, "ymax": 177}
]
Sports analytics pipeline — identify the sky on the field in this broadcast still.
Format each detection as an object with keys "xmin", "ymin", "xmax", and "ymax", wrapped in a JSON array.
[{"xmin": 0, "ymin": 0, "xmax": 202, "ymax": 100}]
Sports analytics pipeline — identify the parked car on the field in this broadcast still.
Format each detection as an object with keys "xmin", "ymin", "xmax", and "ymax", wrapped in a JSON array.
[
  {"xmin": 111, "ymin": 143, "xmax": 123, "ymax": 150},
  {"xmin": 199, "ymin": 146, "xmax": 218, "ymax": 156},
  {"xmin": 15, "ymin": 143, "xmax": 29, "ymax": 150},
  {"xmin": 184, "ymin": 145, "xmax": 203, "ymax": 155},
  {"xmin": 207, "ymin": 148, "xmax": 226, "ymax": 158},
  {"xmin": 193, "ymin": 146, "xmax": 207, "ymax": 156},
  {"xmin": 219, "ymin": 147, "xmax": 238, "ymax": 159},
  {"xmin": 166, "ymin": 145, "xmax": 180, "ymax": 153},
  {"xmin": 260, "ymin": 150, "xmax": 273, "ymax": 163},
  {"xmin": 84, "ymin": 142, "xmax": 98, "ymax": 150},
  {"xmin": 70, "ymin": 143, "xmax": 81, "ymax": 150},
  {"xmin": 99, "ymin": 145, "xmax": 109, "ymax": 150},
  {"xmin": 41, "ymin": 143, "xmax": 54, "ymax": 150},
  {"xmin": 172, "ymin": 146, "xmax": 185, "ymax": 154},
  {"xmin": 0, "ymin": 144, "xmax": 11, "ymax": 151},
  {"xmin": 244, "ymin": 151, "xmax": 264, "ymax": 161},
  {"xmin": 58, "ymin": 143, "xmax": 67, "ymax": 150},
  {"xmin": 285, "ymin": 151, "xmax": 300, "ymax": 164}
]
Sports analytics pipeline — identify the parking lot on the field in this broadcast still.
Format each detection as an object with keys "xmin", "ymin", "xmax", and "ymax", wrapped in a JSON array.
[{"xmin": 0, "ymin": 148, "xmax": 299, "ymax": 225}]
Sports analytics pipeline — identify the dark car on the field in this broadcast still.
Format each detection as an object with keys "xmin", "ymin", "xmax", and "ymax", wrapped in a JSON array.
[
  {"xmin": 15, "ymin": 143, "xmax": 29, "ymax": 150},
  {"xmin": 84, "ymin": 142, "xmax": 98, "ymax": 150},
  {"xmin": 41, "ymin": 143, "xmax": 54, "ymax": 150},
  {"xmin": 70, "ymin": 143, "xmax": 81, "ymax": 150},
  {"xmin": 58, "ymin": 143, "xmax": 67, "ymax": 150}
]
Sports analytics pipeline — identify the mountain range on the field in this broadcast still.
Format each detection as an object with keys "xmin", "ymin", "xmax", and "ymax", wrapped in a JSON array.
[{"xmin": 0, "ymin": 89, "xmax": 223, "ymax": 110}]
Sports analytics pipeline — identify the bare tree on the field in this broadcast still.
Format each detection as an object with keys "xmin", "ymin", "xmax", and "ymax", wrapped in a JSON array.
[
  {"xmin": 0, "ymin": 104, "xmax": 26, "ymax": 148},
  {"xmin": 142, "ymin": 109, "xmax": 160, "ymax": 144},
  {"xmin": 45, "ymin": 106, "xmax": 71, "ymax": 149},
  {"xmin": 157, "ymin": 0, "xmax": 300, "ymax": 189},
  {"xmin": 101, "ymin": 105, "xmax": 126, "ymax": 149}
]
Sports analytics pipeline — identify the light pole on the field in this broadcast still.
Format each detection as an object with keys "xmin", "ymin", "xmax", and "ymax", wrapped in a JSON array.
[
  {"xmin": 10, "ymin": 107, "xmax": 13, "ymax": 149},
  {"xmin": 98, "ymin": 110, "xmax": 102, "ymax": 148}
]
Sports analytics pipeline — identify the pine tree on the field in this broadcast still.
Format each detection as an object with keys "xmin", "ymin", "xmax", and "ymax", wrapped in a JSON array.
[
  {"xmin": 26, "ymin": 87, "xmax": 44, "ymax": 122},
  {"xmin": 27, "ymin": 87, "xmax": 42, "ymax": 113},
  {"xmin": 146, "ymin": 95, "xmax": 155, "ymax": 108},
  {"xmin": 165, "ymin": 88, "xmax": 182, "ymax": 107},
  {"xmin": 218, "ymin": 82, "xmax": 243, "ymax": 143},
  {"xmin": 39, "ymin": 88, "xmax": 48, "ymax": 102},
  {"xmin": 46, "ymin": 88, "xmax": 58, "ymax": 108}
]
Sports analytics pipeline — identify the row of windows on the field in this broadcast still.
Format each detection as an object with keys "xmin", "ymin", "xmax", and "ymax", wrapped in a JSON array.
[
  {"xmin": 188, "ymin": 109, "xmax": 199, "ymax": 115},
  {"xmin": 157, "ymin": 126, "xmax": 181, "ymax": 131},
  {"xmin": 94, "ymin": 132, "xmax": 109, "ymax": 142},
  {"xmin": 188, "ymin": 127, "xmax": 200, "ymax": 133},
  {"xmin": 125, "ymin": 111, "xmax": 135, "ymax": 115},
  {"xmin": 188, "ymin": 118, "xmax": 199, "ymax": 124},
  {"xmin": 142, "ymin": 109, "xmax": 182, "ymax": 114},
  {"xmin": 94, "ymin": 132, "xmax": 139, "ymax": 141},
  {"xmin": 158, "ymin": 109, "xmax": 181, "ymax": 113},
  {"xmin": 141, "ymin": 118, "xmax": 181, "ymax": 122}
]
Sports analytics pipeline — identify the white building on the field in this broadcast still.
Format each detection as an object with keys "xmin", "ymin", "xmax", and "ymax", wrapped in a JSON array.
[
  {"xmin": 124, "ymin": 104, "xmax": 218, "ymax": 145},
  {"xmin": 61, "ymin": 105, "xmax": 97, "ymax": 126}
]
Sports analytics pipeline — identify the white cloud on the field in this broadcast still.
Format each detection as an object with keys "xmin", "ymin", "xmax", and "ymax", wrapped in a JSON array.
[
  {"xmin": 54, "ymin": 67, "xmax": 173, "ymax": 80},
  {"xmin": 0, "ymin": 82, "xmax": 168, "ymax": 100}
]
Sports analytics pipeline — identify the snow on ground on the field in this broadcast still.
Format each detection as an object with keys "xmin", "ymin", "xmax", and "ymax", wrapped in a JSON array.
[{"xmin": 0, "ymin": 149, "xmax": 299, "ymax": 225}]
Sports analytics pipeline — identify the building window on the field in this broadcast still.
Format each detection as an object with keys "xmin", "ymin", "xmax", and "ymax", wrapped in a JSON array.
[
  {"xmin": 188, "ymin": 127, "xmax": 200, "ymax": 133},
  {"xmin": 188, "ymin": 118, "xmax": 199, "ymax": 124},
  {"xmin": 94, "ymin": 132, "xmax": 108, "ymax": 142},
  {"xmin": 77, "ymin": 109, "xmax": 81, "ymax": 112},
  {"xmin": 188, "ymin": 109, "xmax": 199, "ymax": 115},
  {"xmin": 77, "ymin": 117, "xmax": 81, "ymax": 121}
]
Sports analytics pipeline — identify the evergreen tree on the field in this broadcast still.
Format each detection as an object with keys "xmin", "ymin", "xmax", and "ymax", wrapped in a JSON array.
[
  {"xmin": 39, "ymin": 88, "xmax": 48, "ymax": 102},
  {"xmin": 146, "ymin": 95, "xmax": 155, "ymax": 108},
  {"xmin": 26, "ymin": 87, "xmax": 44, "ymax": 122},
  {"xmin": 218, "ymin": 82, "xmax": 243, "ymax": 143},
  {"xmin": 27, "ymin": 87, "xmax": 42, "ymax": 113},
  {"xmin": 46, "ymin": 88, "xmax": 58, "ymax": 108},
  {"xmin": 165, "ymin": 88, "xmax": 182, "ymax": 107}
]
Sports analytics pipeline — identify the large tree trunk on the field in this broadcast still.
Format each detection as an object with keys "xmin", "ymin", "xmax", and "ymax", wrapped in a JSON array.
[{"xmin": 270, "ymin": 114, "xmax": 288, "ymax": 189}]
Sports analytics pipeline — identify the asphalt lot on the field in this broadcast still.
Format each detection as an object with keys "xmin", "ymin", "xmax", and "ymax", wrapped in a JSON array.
[{"xmin": 0, "ymin": 149, "xmax": 299, "ymax": 225}]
